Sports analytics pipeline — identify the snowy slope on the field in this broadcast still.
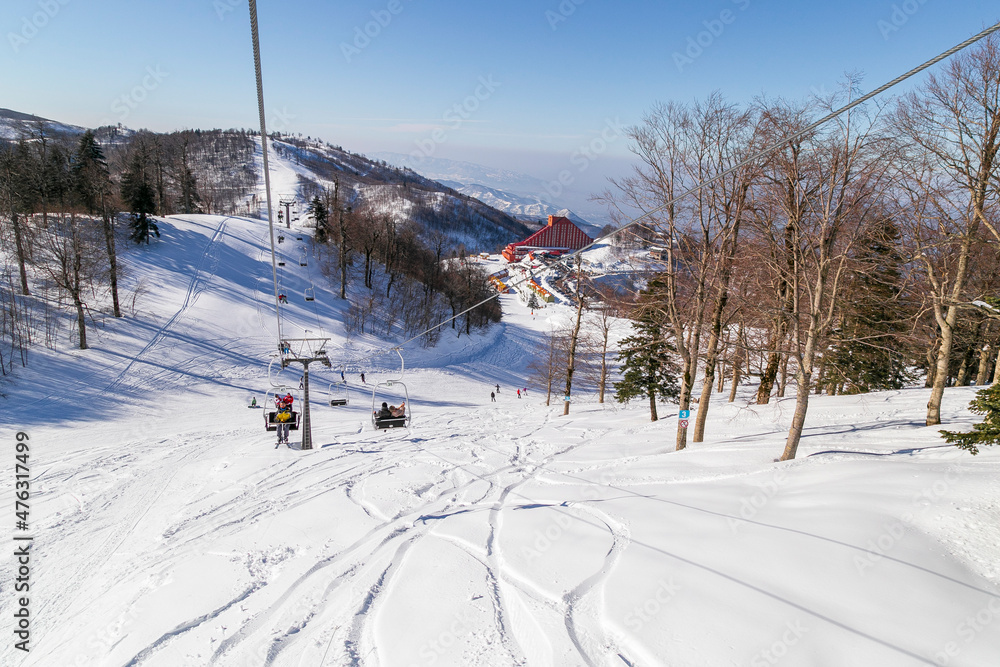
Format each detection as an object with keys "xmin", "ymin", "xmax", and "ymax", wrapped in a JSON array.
[
  {"xmin": 2, "ymin": 152, "xmax": 999, "ymax": 667},
  {"xmin": 0, "ymin": 107, "xmax": 85, "ymax": 140}
]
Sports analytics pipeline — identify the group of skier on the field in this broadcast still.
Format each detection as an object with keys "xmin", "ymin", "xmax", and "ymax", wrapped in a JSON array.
[{"xmin": 491, "ymin": 384, "xmax": 527, "ymax": 402}]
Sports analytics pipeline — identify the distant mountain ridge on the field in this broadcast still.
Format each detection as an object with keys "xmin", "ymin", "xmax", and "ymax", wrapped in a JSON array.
[
  {"xmin": 0, "ymin": 109, "xmax": 530, "ymax": 252},
  {"xmin": 372, "ymin": 152, "xmax": 549, "ymax": 194},
  {"xmin": 0, "ymin": 108, "xmax": 85, "ymax": 140},
  {"xmin": 373, "ymin": 151, "xmax": 602, "ymax": 233}
]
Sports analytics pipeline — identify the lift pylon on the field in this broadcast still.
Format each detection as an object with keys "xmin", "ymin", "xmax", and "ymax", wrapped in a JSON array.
[{"xmin": 278, "ymin": 337, "xmax": 330, "ymax": 450}]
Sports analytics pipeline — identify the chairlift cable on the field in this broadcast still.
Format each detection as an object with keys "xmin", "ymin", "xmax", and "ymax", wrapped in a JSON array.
[
  {"xmin": 333, "ymin": 22, "xmax": 1000, "ymax": 372},
  {"xmin": 248, "ymin": 0, "xmax": 284, "ymax": 349}
]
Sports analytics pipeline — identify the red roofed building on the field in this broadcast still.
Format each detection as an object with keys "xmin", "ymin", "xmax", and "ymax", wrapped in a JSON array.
[{"xmin": 502, "ymin": 215, "xmax": 593, "ymax": 262}]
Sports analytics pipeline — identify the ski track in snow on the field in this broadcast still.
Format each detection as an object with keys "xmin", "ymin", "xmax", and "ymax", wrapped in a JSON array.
[
  {"xmin": 105, "ymin": 216, "xmax": 231, "ymax": 394},
  {"xmin": 10, "ymin": 157, "xmax": 1000, "ymax": 667}
]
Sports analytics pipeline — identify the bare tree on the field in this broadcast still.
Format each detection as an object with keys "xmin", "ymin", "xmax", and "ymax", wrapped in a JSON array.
[
  {"xmin": 896, "ymin": 35, "xmax": 1000, "ymax": 425},
  {"xmin": 691, "ymin": 100, "xmax": 763, "ymax": 442},
  {"xmin": 528, "ymin": 327, "xmax": 570, "ymax": 406},
  {"xmin": 37, "ymin": 213, "xmax": 104, "ymax": 349},
  {"xmin": 586, "ymin": 287, "xmax": 625, "ymax": 403},
  {"xmin": 563, "ymin": 258, "xmax": 586, "ymax": 415},
  {"xmin": 766, "ymin": 85, "xmax": 894, "ymax": 461}
]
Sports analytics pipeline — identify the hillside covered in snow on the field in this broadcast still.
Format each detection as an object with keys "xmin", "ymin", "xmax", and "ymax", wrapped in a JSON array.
[{"xmin": 1, "ymin": 195, "xmax": 998, "ymax": 666}]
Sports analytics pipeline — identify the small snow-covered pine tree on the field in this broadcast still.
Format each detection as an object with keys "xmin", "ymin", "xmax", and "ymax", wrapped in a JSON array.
[
  {"xmin": 526, "ymin": 291, "xmax": 541, "ymax": 312},
  {"xmin": 940, "ymin": 383, "xmax": 1000, "ymax": 455}
]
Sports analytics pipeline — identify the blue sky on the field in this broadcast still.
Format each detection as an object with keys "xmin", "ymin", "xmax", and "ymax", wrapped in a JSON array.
[{"xmin": 3, "ymin": 0, "xmax": 998, "ymax": 217}]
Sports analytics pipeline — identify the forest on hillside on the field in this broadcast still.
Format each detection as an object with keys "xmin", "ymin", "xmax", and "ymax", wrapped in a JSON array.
[
  {"xmin": 533, "ymin": 38, "xmax": 1000, "ymax": 460},
  {"xmin": 0, "ymin": 124, "xmax": 506, "ymax": 377}
]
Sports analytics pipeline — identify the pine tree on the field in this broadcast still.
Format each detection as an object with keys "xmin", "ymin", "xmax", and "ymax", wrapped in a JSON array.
[
  {"xmin": 614, "ymin": 303, "xmax": 679, "ymax": 422},
  {"xmin": 940, "ymin": 383, "xmax": 1000, "ymax": 455},
  {"xmin": 72, "ymin": 131, "xmax": 107, "ymax": 212},
  {"xmin": 73, "ymin": 130, "xmax": 122, "ymax": 317},
  {"xmin": 121, "ymin": 148, "xmax": 159, "ymax": 244},
  {"xmin": 177, "ymin": 141, "xmax": 201, "ymax": 215},
  {"xmin": 825, "ymin": 218, "xmax": 912, "ymax": 393},
  {"xmin": 307, "ymin": 195, "xmax": 329, "ymax": 243},
  {"xmin": 525, "ymin": 291, "xmax": 541, "ymax": 312}
]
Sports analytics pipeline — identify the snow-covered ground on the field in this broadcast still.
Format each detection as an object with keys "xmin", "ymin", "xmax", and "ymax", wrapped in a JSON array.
[{"xmin": 3, "ymin": 153, "xmax": 999, "ymax": 667}]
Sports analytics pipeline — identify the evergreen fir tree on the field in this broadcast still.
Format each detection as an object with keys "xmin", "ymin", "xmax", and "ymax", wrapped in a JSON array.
[
  {"xmin": 72, "ymin": 130, "xmax": 108, "ymax": 212},
  {"xmin": 307, "ymin": 195, "xmax": 329, "ymax": 243},
  {"xmin": 73, "ymin": 129, "xmax": 123, "ymax": 317},
  {"xmin": 614, "ymin": 286, "xmax": 679, "ymax": 421},
  {"xmin": 176, "ymin": 139, "xmax": 201, "ymax": 215},
  {"xmin": 121, "ymin": 149, "xmax": 159, "ymax": 244},
  {"xmin": 940, "ymin": 383, "xmax": 1000, "ymax": 455},
  {"xmin": 825, "ymin": 218, "xmax": 912, "ymax": 393},
  {"xmin": 525, "ymin": 291, "xmax": 541, "ymax": 312},
  {"xmin": 178, "ymin": 165, "xmax": 201, "ymax": 214}
]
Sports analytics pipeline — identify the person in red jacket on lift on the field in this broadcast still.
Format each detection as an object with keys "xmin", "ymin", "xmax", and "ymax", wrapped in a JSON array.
[{"xmin": 275, "ymin": 392, "xmax": 294, "ymax": 444}]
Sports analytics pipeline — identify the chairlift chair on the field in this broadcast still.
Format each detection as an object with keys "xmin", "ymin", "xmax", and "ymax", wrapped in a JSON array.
[
  {"xmin": 328, "ymin": 381, "xmax": 349, "ymax": 406},
  {"xmin": 304, "ymin": 287, "xmax": 315, "ymax": 302},
  {"xmin": 278, "ymin": 235, "xmax": 285, "ymax": 244},
  {"xmin": 264, "ymin": 386, "xmax": 300, "ymax": 432},
  {"xmin": 371, "ymin": 379, "xmax": 410, "ymax": 429},
  {"xmin": 299, "ymin": 250, "xmax": 308, "ymax": 267},
  {"xmin": 370, "ymin": 350, "xmax": 411, "ymax": 429}
]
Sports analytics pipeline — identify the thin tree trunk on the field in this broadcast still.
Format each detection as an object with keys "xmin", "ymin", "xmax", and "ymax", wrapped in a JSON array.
[
  {"xmin": 777, "ymin": 351, "xmax": 790, "ymax": 398},
  {"xmin": 993, "ymin": 347, "xmax": 1000, "ymax": 385},
  {"xmin": 12, "ymin": 212, "xmax": 30, "ymax": 296},
  {"xmin": 693, "ymin": 293, "xmax": 729, "ymax": 442},
  {"xmin": 925, "ymin": 339, "xmax": 938, "ymax": 388},
  {"xmin": 75, "ymin": 296, "xmax": 87, "ymax": 349},
  {"xmin": 563, "ymin": 272, "xmax": 585, "ymax": 416},
  {"xmin": 975, "ymin": 344, "xmax": 992, "ymax": 386},
  {"xmin": 927, "ymin": 308, "xmax": 958, "ymax": 426},
  {"xmin": 728, "ymin": 357, "xmax": 741, "ymax": 403},
  {"xmin": 102, "ymin": 205, "xmax": 121, "ymax": 318},
  {"xmin": 598, "ymin": 336, "xmax": 608, "ymax": 404},
  {"xmin": 780, "ymin": 361, "xmax": 812, "ymax": 461},
  {"xmin": 955, "ymin": 346, "xmax": 974, "ymax": 386},
  {"xmin": 780, "ymin": 323, "xmax": 819, "ymax": 461}
]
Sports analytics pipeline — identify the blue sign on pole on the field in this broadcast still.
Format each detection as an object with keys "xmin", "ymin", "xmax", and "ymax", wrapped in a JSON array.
[{"xmin": 679, "ymin": 410, "xmax": 690, "ymax": 419}]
